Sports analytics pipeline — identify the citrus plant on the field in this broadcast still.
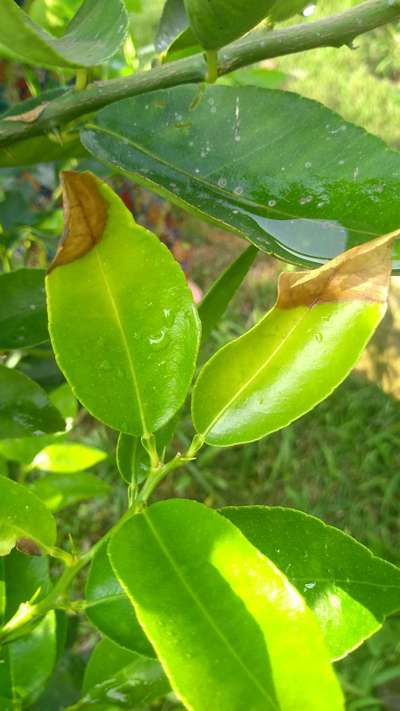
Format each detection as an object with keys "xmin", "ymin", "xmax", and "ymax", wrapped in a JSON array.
[{"xmin": 1, "ymin": 0, "xmax": 400, "ymax": 709}]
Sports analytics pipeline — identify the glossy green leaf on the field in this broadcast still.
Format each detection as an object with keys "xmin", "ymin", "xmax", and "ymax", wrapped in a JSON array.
[
  {"xmin": 199, "ymin": 245, "xmax": 258, "ymax": 344},
  {"xmin": 0, "ymin": 552, "xmax": 57, "ymax": 706},
  {"xmin": 82, "ymin": 85, "xmax": 400, "ymax": 271},
  {"xmin": 0, "ymin": 476, "xmax": 57, "ymax": 556},
  {"xmin": 0, "ymin": 0, "xmax": 128, "ymax": 68},
  {"xmin": 46, "ymin": 171, "xmax": 200, "ymax": 436},
  {"xmin": 0, "ymin": 269, "xmax": 47, "ymax": 349},
  {"xmin": 222, "ymin": 507, "xmax": 400, "ymax": 660},
  {"xmin": 0, "ymin": 384, "xmax": 74, "ymax": 466},
  {"xmin": 0, "ymin": 366, "xmax": 65, "ymax": 439},
  {"xmin": 32, "ymin": 443, "xmax": 107, "ymax": 473},
  {"xmin": 73, "ymin": 638, "xmax": 168, "ymax": 710},
  {"xmin": 30, "ymin": 472, "xmax": 110, "ymax": 512},
  {"xmin": 110, "ymin": 499, "xmax": 343, "ymax": 711},
  {"xmin": 192, "ymin": 233, "xmax": 393, "ymax": 446},
  {"xmin": 85, "ymin": 541, "xmax": 154, "ymax": 656}
]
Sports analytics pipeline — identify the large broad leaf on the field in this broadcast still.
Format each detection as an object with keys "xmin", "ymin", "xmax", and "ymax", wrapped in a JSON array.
[
  {"xmin": 85, "ymin": 541, "xmax": 154, "ymax": 657},
  {"xmin": 0, "ymin": 476, "xmax": 57, "ymax": 556},
  {"xmin": 0, "ymin": 552, "xmax": 57, "ymax": 706},
  {"xmin": 222, "ymin": 507, "xmax": 400, "ymax": 661},
  {"xmin": 0, "ymin": 269, "xmax": 48, "ymax": 349},
  {"xmin": 110, "ymin": 499, "xmax": 343, "ymax": 711},
  {"xmin": 30, "ymin": 472, "xmax": 110, "ymax": 512},
  {"xmin": 0, "ymin": 0, "xmax": 128, "ymax": 68},
  {"xmin": 32, "ymin": 443, "xmax": 107, "ymax": 473},
  {"xmin": 198, "ymin": 245, "xmax": 258, "ymax": 344},
  {"xmin": 46, "ymin": 172, "xmax": 200, "ymax": 436},
  {"xmin": 192, "ymin": 232, "xmax": 394, "ymax": 446},
  {"xmin": 0, "ymin": 366, "xmax": 65, "ymax": 439},
  {"xmin": 72, "ymin": 638, "xmax": 168, "ymax": 710},
  {"xmin": 81, "ymin": 85, "xmax": 400, "ymax": 271}
]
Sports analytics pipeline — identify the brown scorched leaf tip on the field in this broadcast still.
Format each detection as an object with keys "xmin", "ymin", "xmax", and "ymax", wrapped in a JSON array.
[
  {"xmin": 48, "ymin": 171, "xmax": 108, "ymax": 273},
  {"xmin": 278, "ymin": 229, "xmax": 400, "ymax": 309}
]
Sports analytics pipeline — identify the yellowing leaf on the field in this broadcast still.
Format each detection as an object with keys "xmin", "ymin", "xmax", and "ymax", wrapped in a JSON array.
[{"xmin": 192, "ymin": 231, "xmax": 398, "ymax": 446}]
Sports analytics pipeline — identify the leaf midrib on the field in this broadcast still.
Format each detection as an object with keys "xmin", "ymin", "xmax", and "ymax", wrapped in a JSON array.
[
  {"xmin": 142, "ymin": 512, "xmax": 279, "ymax": 710},
  {"xmin": 86, "ymin": 123, "xmax": 378, "ymax": 241}
]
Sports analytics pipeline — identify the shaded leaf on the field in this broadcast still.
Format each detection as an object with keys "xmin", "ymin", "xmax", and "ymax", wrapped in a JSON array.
[
  {"xmin": 0, "ymin": 552, "xmax": 57, "ymax": 706},
  {"xmin": 0, "ymin": 365, "xmax": 65, "ymax": 439},
  {"xmin": 0, "ymin": 476, "xmax": 57, "ymax": 556},
  {"xmin": 110, "ymin": 499, "xmax": 343, "ymax": 711},
  {"xmin": 82, "ymin": 85, "xmax": 400, "ymax": 270},
  {"xmin": 199, "ymin": 245, "xmax": 258, "ymax": 344},
  {"xmin": 85, "ymin": 541, "xmax": 154, "ymax": 656},
  {"xmin": 222, "ymin": 506, "xmax": 400, "ymax": 660},
  {"xmin": 192, "ymin": 232, "xmax": 395, "ymax": 446},
  {"xmin": 46, "ymin": 171, "xmax": 200, "ymax": 436},
  {"xmin": 0, "ymin": 0, "xmax": 128, "ymax": 68},
  {"xmin": 71, "ymin": 638, "xmax": 168, "ymax": 710},
  {"xmin": 0, "ymin": 269, "xmax": 47, "ymax": 349},
  {"xmin": 30, "ymin": 472, "xmax": 110, "ymax": 512}
]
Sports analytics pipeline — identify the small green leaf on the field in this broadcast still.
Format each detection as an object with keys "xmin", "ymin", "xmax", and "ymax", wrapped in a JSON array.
[
  {"xmin": 199, "ymin": 245, "xmax": 258, "ymax": 344},
  {"xmin": 82, "ymin": 85, "xmax": 400, "ymax": 270},
  {"xmin": 0, "ymin": 552, "xmax": 57, "ymax": 706},
  {"xmin": 0, "ymin": 476, "xmax": 57, "ymax": 556},
  {"xmin": 0, "ymin": 366, "xmax": 65, "ymax": 439},
  {"xmin": 116, "ymin": 416, "xmax": 178, "ymax": 485},
  {"xmin": 192, "ymin": 233, "xmax": 394, "ymax": 446},
  {"xmin": 0, "ymin": 0, "xmax": 128, "ymax": 68},
  {"xmin": 0, "ymin": 269, "xmax": 47, "ymax": 349},
  {"xmin": 32, "ymin": 443, "xmax": 107, "ymax": 473},
  {"xmin": 46, "ymin": 172, "xmax": 200, "ymax": 436},
  {"xmin": 110, "ymin": 499, "xmax": 343, "ymax": 711},
  {"xmin": 74, "ymin": 638, "xmax": 168, "ymax": 710},
  {"xmin": 85, "ymin": 541, "xmax": 154, "ymax": 656},
  {"xmin": 30, "ymin": 472, "xmax": 110, "ymax": 512},
  {"xmin": 222, "ymin": 506, "xmax": 400, "ymax": 660}
]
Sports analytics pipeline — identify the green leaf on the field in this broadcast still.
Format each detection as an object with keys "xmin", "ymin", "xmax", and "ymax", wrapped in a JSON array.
[
  {"xmin": 269, "ymin": 0, "xmax": 312, "ymax": 22},
  {"xmin": 32, "ymin": 443, "xmax": 107, "ymax": 473},
  {"xmin": 0, "ymin": 366, "xmax": 65, "ymax": 439},
  {"xmin": 0, "ymin": 269, "xmax": 47, "ymax": 349},
  {"xmin": 0, "ymin": 476, "xmax": 57, "ymax": 556},
  {"xmin": 0, "ymin": 0, "xmax": 128, "ymax": 68},
  {"xmin": 72, "ymin": 638, "xmax": 168, "ymax": 710},
  {"xmin": 198, "ymin": 245, "xmax": 258, "ymax": 344},
  {"xmin": 109, "ymin": 499, "xmax": 344, "ymax": 711},
  {"xmin": 85, "ymin": 541, "xmax": 154, "ymax": 657},
  {"xmin": 30, "ymin": 472, "xmax": 110, "ymax": 512},
  {"xmin": 81, "ymin": 85, "xmax": 400, "ymax": 270},
  {"xmin": 156, "ymin": 0, "xmax": 191, "ymax": 53},
  {"xmin": 46, "ymin": 171, "xmax": 200, "ymax": 436},
  {"xmin": 183, "ymin": 0, "xmax": 273, "ymax": 50},
  {"xmin": 192, "ymin": 233, "xmax": 393, "ymax": 446},
  {"xmin": 222, "ymin": 506, "xmax": 400, "ymax": 660},
  {"xmin": 0, "ymin": 552, "xmax": 57, "ymax": 706}
]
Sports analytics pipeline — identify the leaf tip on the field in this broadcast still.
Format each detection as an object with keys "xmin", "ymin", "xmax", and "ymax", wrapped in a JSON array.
[
  {"xmin": 48, "ymin": 171, "xmax": 108, "ymax": 274},
  {"xmin": 278, "ymin": 230, "xmax": 400, "ymax": 309}
]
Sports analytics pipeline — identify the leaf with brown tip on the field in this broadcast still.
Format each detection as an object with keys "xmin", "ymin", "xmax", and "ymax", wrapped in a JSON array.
[
  {"xmin": 192, "ymin": 231, "xmax": 398, "ymax": 446},
  {"xmin": 48, "ymin": 172, "xmax": 108, "ymax": 273}
]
